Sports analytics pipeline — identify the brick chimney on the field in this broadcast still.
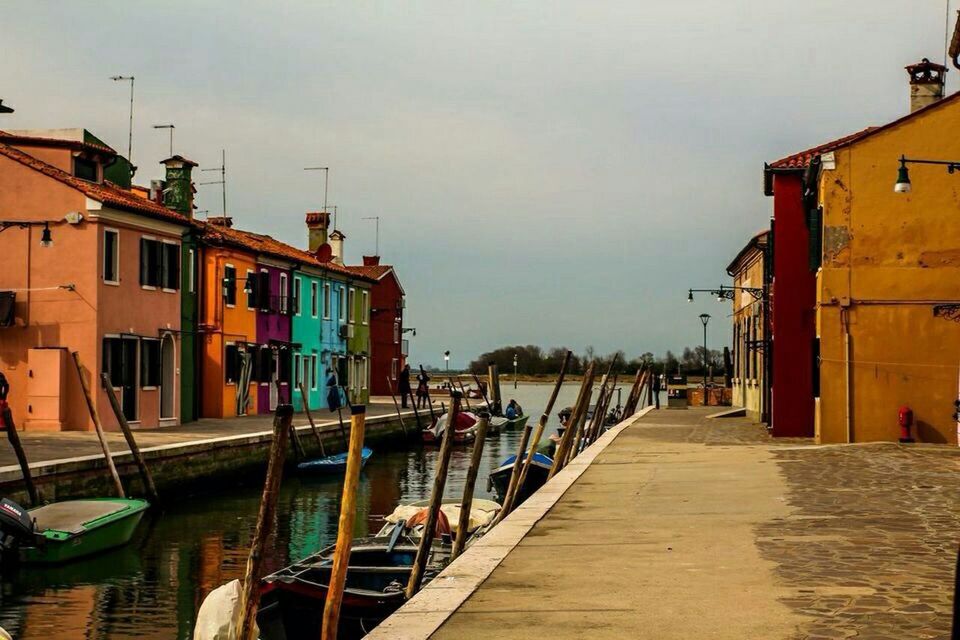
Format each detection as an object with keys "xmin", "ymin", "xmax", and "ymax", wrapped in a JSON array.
[
  {"xmin": 160, "ymin": 155, "xmax": 198, "ymax": 217},
  {"xmin": 906, "ymin": 58, "xmax": 947, "ymax": 113},
  {"xmin": 362, "ymin": 255, "xmax": 381, "ymax": 266},
  {"xmin": 306, "ymin": 211, "xmax": 330, "ymax": 252},
  {"xmin": 207, "ymin": 216, "xmax": 233, "ymax": 227},
  {"xmin": 330, "ymin": 230, "xmax": 345, "ymax": 266}
]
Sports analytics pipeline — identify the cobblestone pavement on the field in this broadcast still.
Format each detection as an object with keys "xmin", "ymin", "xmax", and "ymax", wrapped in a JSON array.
[{"xmin": 636, "ymin": 409, "xmax": 960, "ymax": 639}]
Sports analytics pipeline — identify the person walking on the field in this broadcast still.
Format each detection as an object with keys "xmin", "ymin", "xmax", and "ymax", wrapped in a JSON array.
[
  {"xmin": 651, "ymin": 370, "xmax": 661, "ymax": 410},
  {"xmin": 416, "ymin": 369, "xmax": 430, "ymax": 409},
  {"xmin": 398, "ymin": 364, "xmax": 412, "ymax": 408},
  {"xmin": 326, "ymin": 368, "xmax": 342, "ymax": 412}
]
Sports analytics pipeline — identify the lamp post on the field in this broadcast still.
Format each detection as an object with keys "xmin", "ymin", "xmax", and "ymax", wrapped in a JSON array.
[
  {"xmin": 444, "ymin": 350, "xmax": 450, "ymax": 374},
  {"xmin": 699, "ymin": 313, "xmax": 710, "ymax": 401},
  {"xmin": 513, "ymin": 353, "xmax": 518, "ymax": 389}
]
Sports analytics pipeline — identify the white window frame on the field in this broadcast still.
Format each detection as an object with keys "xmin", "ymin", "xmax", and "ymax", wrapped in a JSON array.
[
  {"xmin": 391, "ymin": 358, "xmax": 398, "ymax": 381},
  {"xmin": 294, "ymin": 352, "xmax": 302, "ymax": 387},
  {"xmin": 103, "ymin": 228, "xmax": 120, "ymax": 286},
  {"xmin": 362, "ymin": 356, "xmax": 368, "ymax": 390},
  {"xmin": 361, "ymin": 290, "xmax": 369, "ymax": 325},
  {"xmin": 279, "ymin": 273, "xmax": 289, "ymax": 314},
  {"xmin": 140, "ymin": 337, "xmax": 160, "ymax": 390},
  {"xmin": 294, "ymin": 276, "xmax": 303, "ymax": 316},
  {"xmin": 224, "ymin": 263, "xmax": 237, "ymax": 308},
  {"xmin": 311, "ymin": 354, "xmax": 318, "ymax": 390},
  {"xmin": 393, "ymin": 322, "xmax": 400, "ymax": 344},
  {"xmin": 338, "ymin": 286, "xmax": 346, "ymax": 322},
  {"xmin": 323, "ymin": 283, "xmax": 331, "ymax": 319},
  {"xmin": 160, "ymin": 238, "xmax": 180, "ymax": 294},
  {"xmin": 140, "ymin": 234, "xmax": 158, "ymax": 291},
  {"xmin": 188, "ymin": 248, "xmax": 195, "ymax": 294},
  {"xmin": 348, "ymin": 287, "xmax": 356, "ymax": 324},
  {"xmin": 225, "ymin": 340, "xmax": 237, "ymax": 385},
  {"xmin": 311, "ymin": 281, "xmax": 319, "ymax": 318}
]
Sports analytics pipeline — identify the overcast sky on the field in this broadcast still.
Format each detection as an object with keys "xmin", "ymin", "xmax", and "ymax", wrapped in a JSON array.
[{"xmin": 3, "ymin": 1, "xmax": 954, "ymax": 367}]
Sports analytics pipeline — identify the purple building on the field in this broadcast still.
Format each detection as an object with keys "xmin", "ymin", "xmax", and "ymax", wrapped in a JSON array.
[{"xmin": 254, "ymin": 259, "xmax": 295, "ymax": 413}]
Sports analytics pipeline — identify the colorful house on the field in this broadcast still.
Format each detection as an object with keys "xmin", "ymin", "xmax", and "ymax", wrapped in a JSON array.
[
  {"xmin": 0, "ymin": 130, "xmax": 191, "ymax": 430},
  {"xmin": 726, "ymin": 231, "xmax": 769, "ymax": 423},
  {"xmin": 352, "ymin": 256, "xmax": 407, "ymax": 397}
]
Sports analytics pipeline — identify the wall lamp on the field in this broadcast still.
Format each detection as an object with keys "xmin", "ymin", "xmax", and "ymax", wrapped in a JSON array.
[
  {"xmin": 894, "ymin": 155, "xmax": 960, "ymax": 193},
  {"xmin": 688, "ymin": 285, "xmax": 764, "ymax": 302},
  {"xmin": 0, "ymin": 218, "xmax": 76, "ymax": 248},
  {"xmin": 222, "ymin": 276, "xmax": 255, "ymax": 297},
  {"xmin": 402, "ymin": 327, "xmax": 417, "ymax": 337}
]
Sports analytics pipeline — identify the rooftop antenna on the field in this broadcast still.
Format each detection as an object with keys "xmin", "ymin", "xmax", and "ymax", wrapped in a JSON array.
[
  {"xmin": 110, "ymin": 75, "xmax": 135, "ymax": 173},
  {"xmin": 304, "ymin": 165, "xmax": 329, "ymax": 214},
  {"xmin": 153, "ymin": 123, "xmax": 175, "ymax": 157},
  {"xmin": 361, "ymin": 216, "xmax": 380, "ymax": 255},
  {"xmin": 198, "ymin": 149, "xmax": 227, "ymax": 216}
]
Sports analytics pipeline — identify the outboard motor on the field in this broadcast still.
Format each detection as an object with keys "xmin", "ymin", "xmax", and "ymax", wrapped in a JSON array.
[{"xmin": 0, "ymin": 498, "xmax": 35, "ymax": 551}]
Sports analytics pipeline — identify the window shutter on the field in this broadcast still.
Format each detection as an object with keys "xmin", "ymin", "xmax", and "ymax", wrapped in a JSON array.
[
  {"xmin": 259, "ymin": 272, "xmax": 271, "ymax": 311},
  {"xmin": 140, "ymin": 239, "xmax": 148, "ymax": 285}
]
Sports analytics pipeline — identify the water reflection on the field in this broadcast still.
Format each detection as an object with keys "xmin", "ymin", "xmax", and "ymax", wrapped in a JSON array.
[{"xmin": 0, "ymin": 382, "xmax": 623, "ymax": 639}]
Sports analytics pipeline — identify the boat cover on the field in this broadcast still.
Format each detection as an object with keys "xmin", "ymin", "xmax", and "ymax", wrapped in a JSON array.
[
  {"xmin": 30, "ymin": 500, "xmax": 132, "ymax": 535},
  {"xmin": 384, "ymin": 499, "xmax": 500, "ymax": 534},
  {"xmin": 428, "ymin": 411, "xmax": 479, "ymax": 438},
  {"xmin": 194, "ymin": 579, "xmax": 258, "ymax": 640}
]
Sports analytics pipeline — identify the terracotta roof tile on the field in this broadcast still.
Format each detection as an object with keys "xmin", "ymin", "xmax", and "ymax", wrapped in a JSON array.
[
  {"xmin": 0, "ymin": 142, "xmax": 191, "ymax": 224},
  {"xmin": 769, "ymin": 128, "xmax": 877, "ymax": 169},
  {"xmin": 0, "ymin": 130, "xmax": 116, "ymax": 155},
  {"xmin": 348, "ymin": 264, "xmax": 393, "ymax": 280}
]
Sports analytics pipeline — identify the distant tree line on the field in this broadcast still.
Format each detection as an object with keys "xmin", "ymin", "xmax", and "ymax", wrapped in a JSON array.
[{"xmin": 467, "ymin": 345, "xmax": 728, "ymax": 377}]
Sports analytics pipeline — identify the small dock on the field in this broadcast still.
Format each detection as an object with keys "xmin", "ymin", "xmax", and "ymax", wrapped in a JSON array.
[
  {"xmin": 369, "ymin": 406, "xmax": 960, "ymax": 639},
  {"xmin": 0, "ymin": 398, "xmax": 416, "ymax": 502}
]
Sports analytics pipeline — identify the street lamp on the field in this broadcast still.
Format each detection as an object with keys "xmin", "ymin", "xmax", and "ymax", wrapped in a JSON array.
[
  {"xmin": 699, "ymin": 313, "xmax": 711, "ymax": 400},
  {"xmin": 444, "ymin": 350, "xmax": 450, "ymax": 373},
  {"xmin": 893, "ymin": 155, "xmax": 960, "ymax": 193},
  {"xmin": 513, "ymin": 353, "xmax": 518, "ymax": 389}
]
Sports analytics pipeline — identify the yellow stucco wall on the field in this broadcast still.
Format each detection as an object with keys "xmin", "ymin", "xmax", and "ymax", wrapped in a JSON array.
[
  {"xmin": 816, "ymin": 97, "xmax": 960, "ymax": 444},
  {"xmin": 731, "ymin": 249, "xmax": 766, "ymax": 422}
]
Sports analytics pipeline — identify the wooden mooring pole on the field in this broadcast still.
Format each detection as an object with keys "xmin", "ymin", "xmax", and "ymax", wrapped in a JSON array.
[
  {"xmin": 321, "ymin": 405, "xmax": 368, "ymax": 640},
  {"xmin": 100, "ymin": 373, "xmax": 159, "ymax": 503},
  {"xmin": 386, "ymin": 377, "xmax": 409, "ymax": 437},
  {"xmin": 407, "ymin": 390, "xmax": 461, "ymax": 599},
  {"xmin": 72, "ymin": 352, "xmax": 125, "ymax": 499},
  {"xmin": 299, "ymin": 383, "xmax": 326, "ymax": 456},
  {"xmin": 0, "ymin": 373, "xmax": 39, "ymax": 506},
  {"xmin": 451, "ymin": 412, "xmax": 489, "ymax": 561},
  {"xmin": 549, "ymin": 362, "xmax": 595, "ymax": 479},
  {"xmin": 236, "ymin": 404, "xmax": 294, "ymax": 640}
]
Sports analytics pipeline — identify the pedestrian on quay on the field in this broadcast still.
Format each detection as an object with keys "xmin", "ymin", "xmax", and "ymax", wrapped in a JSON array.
[
  {"xmin": 398, "ymin": 364, "xmax": 412, "ymax": 408},
  {"xmin": 326, "ymin": 368, "xmax": 342, "ymax": 411},
  {"xmin": 416, "ymin": 368, "xmax": 430, "ymax": 409},
  {"xmin": 651, "ymin": 370, "xmax": 661, "ymax": 410}
]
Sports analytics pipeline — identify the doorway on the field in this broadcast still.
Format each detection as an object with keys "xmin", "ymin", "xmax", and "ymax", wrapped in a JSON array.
[
  {"xmin": 160, "ymin": 333, "xmax": 176, "ymax": 420},
  {"xmin": 120, "ymin": 337, "xmax": 138, "ymax": 421},
  {"xmin": 270, "ymin": 350, "xmax": 279, "ymax": 411}
]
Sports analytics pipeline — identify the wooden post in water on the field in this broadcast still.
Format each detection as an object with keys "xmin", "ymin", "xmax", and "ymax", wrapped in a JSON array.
[
  {"xmin": 451, "ymin": 412, "xmax": 490, "ymax": 560},
  {"xmin": 299, "ymin": 383, "xmax": 326, "ymax": 456},
  {"xmin": 548, "ymin": 363, "xmax": 594, "ymax": 479},
  {"xmin": 487, "ymin": 363, "xmax": 502, "ymax": 415},
  {"xmin": 567, "ymin": 382, "xmax": 596, "ymax": 463},
  {"xmin": 623, "ymin": 368, "xmax": 645, "ymax": 417},
  {"xmin": 454, "ymin": 376, "xmax": 472, "ymax": 410},
  {"xmin": 472, "ymin": 373, "xmax": 492, "ymax": 410},
  {"xmin": 408, "ymin": 387, "xmax": 423, "ymax": 430},
  {"xmin": 407, "ymin": 391, "xmax": 461, "ymax": 599},
  {"xmin": 510, "ymin": 351, "xmax": 572, "ymax": 516},
  {"xmin": 0, "ymin": 390, "xmax": 39, "ymax": 506},
  {"xmin": 276, "ymin": 380, "xmax": 304, "ymax": 459},
  {"xmin": 99, "ymin": 373, "xmax": 159, "ymax": 503},
  {"xmin": 320, "ymin": 405, "xmax": 368, "ymax": 640},
  {"xmin": 236, "ymin": 404, "xmax": 294, "ymax": 640},
  {"xmin": 72, "ymin": 353, "xmax": 125, "ymax": 499},
  {"xmin": 386, "ymin": 377, "xmax": 408, "ymax": 437}
]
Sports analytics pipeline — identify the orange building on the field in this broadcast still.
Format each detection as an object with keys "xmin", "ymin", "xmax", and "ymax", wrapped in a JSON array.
[{"xmin": 0, "ymin": 130, "xmax": 191, "ymax": 430}]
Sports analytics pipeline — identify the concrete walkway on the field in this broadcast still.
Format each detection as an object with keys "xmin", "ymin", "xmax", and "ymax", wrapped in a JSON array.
[{"xmin": 371, "ymin": 406, "xmax": 960, "ymax": 640}]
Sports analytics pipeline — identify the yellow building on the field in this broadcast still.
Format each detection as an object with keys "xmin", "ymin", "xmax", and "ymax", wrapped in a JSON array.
[
  {"xmin": 727, "ymin": 230, "xmax": 769, "ymax": 422},
  {"xmin": 814, "ymin": 59, "xmax": 960, "ymax": 443}
]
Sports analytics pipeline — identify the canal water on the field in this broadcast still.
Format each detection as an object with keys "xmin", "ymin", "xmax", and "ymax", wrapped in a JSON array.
[{"xmin": 0, "ymin": 382, "xmax": 638, "ymax": 639}]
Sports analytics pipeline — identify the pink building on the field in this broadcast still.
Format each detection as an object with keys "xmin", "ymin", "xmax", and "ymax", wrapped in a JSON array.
[{"xmin": 0, "ymin": 130, "xmax": 192, "ymax": 431}]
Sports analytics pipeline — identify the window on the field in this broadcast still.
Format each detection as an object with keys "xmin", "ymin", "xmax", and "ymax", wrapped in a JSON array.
[
  {"xmin": 161, "ymin": 242, "xmax": 180, "ymax": 290},
  {"xmin": 258, "ymin": 270, "xmax": 271, "ymax": 312},
  {"xmin": 279, "ymin": 273, "xmax": 289, "ymax": 314},
  {"xmin": 140, "ymin": 237, "xmax": 160, "ymax": 287},
  {"xmin": 303, "ymin": 356, "xmax": 311, "ymax": 391},
  {"xmin": 141, "ymin": 339, "xmax": 161, "ymax": 388},
  {"xmin": 293, "ymin": 277, "xmax": 302, "ymax": 315},
  {"xmin": 278, "ymin": 348, "xmax": 291, "ymax": 384},
  {"xmin": 225, "ymin": 343, "xmax": 239, "ymax": 384},
  {"xmin": 311, "ymin": 354, "xmax": 318, "ymax": 390},
  {"xmin": 311, "ymin": 282, "xmax": 319, "ymax": 318},
  {"xmin": 338, "ymin": 286, "xmax": 345, "ymax": 322},
  {"xmin": 102, "ymin": 337, "xmax": 124, "ymax": 387},
  {"xmin": 391, "ymin": 358, "xmax": 398, "ymax": 381},
  {"xmin": 323, "ymin": 283, "xmax": 331, "ymax": 319},
  {"xmin": 257, "ymin": 346, "xmax": 272, "ymax": 383},
  {"xmin": 361, "ymin": 290, "xmax": 369, "ymax": 325},
  {"xmin": 348, "ymin": 288, "xmax": 356, "ymax": 323},
  {"xmin": 224, "ymin": 265, "xmax": 237, "ymax": 306},
  {"xmin": 103, "ymin": 229, "xmax": 119, "ymax": 284},
  {"xmin": 246, "ymin": 269, "xmax": 256, "ymax": 309},
  {"xmin": 188, "ymin": 249, "xmax": 195, "ymax": 293},
  {"xmin": 73, "ymin": 156, "xmax": 98, "ymax": 182},
  {"xmin": 294, "ymin": 353, "xmax": 302, "ymax": 386},
  {"xmin": 394, "ymin": 322, "xmax": 400, "ymax": 344}
]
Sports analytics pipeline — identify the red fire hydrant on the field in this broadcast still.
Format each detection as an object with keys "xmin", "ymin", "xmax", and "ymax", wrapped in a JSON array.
[{"xmin": 898, "ymin": 405, "xmax": 914, "ymax": 443}]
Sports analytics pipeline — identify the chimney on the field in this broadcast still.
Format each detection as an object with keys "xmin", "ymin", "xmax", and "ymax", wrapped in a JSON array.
[
  {"xmin": 362, "ymin": 255, "xmax": 381, "ymax": 266},
  {"xmin": 160, "ymin": 155, "xmax": 198, "ymax": 217},
  {"xmin": 207, "ymin": 216, "xmax": 233, "ymax": 227},
  {"xmin": 329, "ymin": 230, "xmax": 345, "ymax": 266},
  {"xmin": 306, "ymin": 211, "xmax": 330, "ymax": 252},
  {"xmin": 906, "ymin": 58, "xmax": 947, "ymax": 113}
]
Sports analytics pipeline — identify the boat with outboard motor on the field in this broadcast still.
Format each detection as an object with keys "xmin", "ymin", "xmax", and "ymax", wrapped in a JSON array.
[{"xmin": 488, "ymin": 451, "xmax": 553, "ymax": 507}]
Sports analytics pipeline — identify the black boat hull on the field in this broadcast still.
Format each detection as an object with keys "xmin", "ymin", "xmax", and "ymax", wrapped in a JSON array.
[{"xmin": 489, "ymin": 460, "xmax": 551, "ymax": 507}]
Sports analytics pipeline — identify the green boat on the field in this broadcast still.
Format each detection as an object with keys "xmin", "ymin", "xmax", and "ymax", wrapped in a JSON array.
[
  {"xmin": 502, "ymin": 414, "xmax": 531, "ymax": 431},
  {"xmin": 0, "ymin": 497, "xmax": 148, "ymax": 565}
]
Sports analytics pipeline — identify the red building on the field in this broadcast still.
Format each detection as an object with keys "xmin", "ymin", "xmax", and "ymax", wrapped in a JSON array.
[
  {"xmin": 351, "ymin": 256, "xmax": 406, "ymax": 396},
  {"xmin": 763, "ymin": 129, "xmax": 873, "ymax": 437}
]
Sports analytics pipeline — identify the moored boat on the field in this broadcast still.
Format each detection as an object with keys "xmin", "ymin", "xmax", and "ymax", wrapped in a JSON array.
[
  {"xmin": 502, "ymin": 414, "xmax": 530, "ymax": 431},
  {"xmin": 488, "ymin": 452, "xmax": 553, "ymax": 507},
  {"xmin": 297, "ymin": 447, "xmax": 373, "ymax": 475},
  {"xmin": 0, "ymin": 497, "xmax": 149, "ymax": 566}
]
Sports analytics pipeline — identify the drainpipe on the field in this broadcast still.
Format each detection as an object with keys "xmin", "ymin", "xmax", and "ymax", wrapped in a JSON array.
[{"xmin": 843, "ymin": 308, "xmax": 852, "ymax": 443}]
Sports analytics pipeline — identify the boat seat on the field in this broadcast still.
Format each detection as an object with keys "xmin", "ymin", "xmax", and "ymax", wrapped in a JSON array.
[{"xmin": 30, "ymin": 501, "xmax": 129, "ymax": 534}]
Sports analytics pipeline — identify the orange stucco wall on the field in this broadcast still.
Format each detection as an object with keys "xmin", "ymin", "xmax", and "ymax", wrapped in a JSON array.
[{"xmin": 200, "ymin": 247, "xmax": 258, "ymax": 418}]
